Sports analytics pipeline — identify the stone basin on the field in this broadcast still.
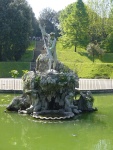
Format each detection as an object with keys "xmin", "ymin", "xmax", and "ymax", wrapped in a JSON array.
[{"xmin": 32, "ymin": 110, "xmax": 75, "ymax": 120}]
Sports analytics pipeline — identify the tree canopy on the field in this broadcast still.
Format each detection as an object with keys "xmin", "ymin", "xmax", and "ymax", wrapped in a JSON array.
[
  {"xmin": 0, "ymin": 0, "xmax": 36, "ymax": 61},
  {"xmin": 59, "ymin": 0, "xmax": 89, "ymax": 51},
  {"xmin": 39, "ymin": 7, "xmax": 60, "ymax": 37},
  {"xmin": 87, "ymin": 0, "xmax": 113, "ymax": 52},
  {"xmin": 58, "ymin": 0, "xmax": 113, "ymax": 53}
]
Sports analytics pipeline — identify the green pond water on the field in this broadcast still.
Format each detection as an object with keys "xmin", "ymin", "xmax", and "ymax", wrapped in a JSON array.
[{"xmin": 0, "ymin": 93, "xmax": 113, "ymax": 150}]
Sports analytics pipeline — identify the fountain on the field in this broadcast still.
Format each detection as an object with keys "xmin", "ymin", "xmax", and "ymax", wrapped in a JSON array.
[
  {"xmin": 6, "ymin": 24, "xmax": 97, "ymax": 120},
  {"xmin": 6, "ymin": 53, "xmax": 97, "ymax": 119}
]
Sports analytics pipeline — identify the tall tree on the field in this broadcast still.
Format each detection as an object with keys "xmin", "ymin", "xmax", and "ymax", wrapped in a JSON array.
[
  {"xmin": 59, "ymin": 0, "xmax": 89, "ymax": 52},
  {"xmin": 59, "ymin": 3, "xmax": 75, "ymax": 47},
  {"xmin": 0, "ymin": 0, "xmax": 33, "ymax": 61},
  {"xmin": 74, "ymin": 0, "xmax": 89, "ymax": 51}
]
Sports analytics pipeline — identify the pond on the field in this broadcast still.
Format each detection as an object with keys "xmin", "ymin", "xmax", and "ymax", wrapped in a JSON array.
[{"xmin": 0, "ymin": 93, "xmax": 113, "ymax": 150}]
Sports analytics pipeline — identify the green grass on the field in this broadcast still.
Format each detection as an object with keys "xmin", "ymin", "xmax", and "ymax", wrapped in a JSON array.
[
  {"xmin": 0, "ymin": 41, "xmax": 35, "ymax": 78},
  {"xmin": 56, "ymin": 42, "xmax": 113, "ymax": 79},
  {"xmin": 64, "ymin": 62, "xmax": 113, "ymax": 78},
  {"xmin": 19, "ymin": 50, "xmax": 33, "ymax": 62},
  {"xmin": 0, "ymin": 41, "xmax": 113, "ymax": 78},
  {"xmin": 19, "ymin": 41, "xmax": 35, "ymax": 62},
  {"xmin": 27, "ymin": 40, "xmax": 36, "ymax": 50},
  {"xmin": 0, "ymin": 62, "xmax": 30, "ymax": 78}
]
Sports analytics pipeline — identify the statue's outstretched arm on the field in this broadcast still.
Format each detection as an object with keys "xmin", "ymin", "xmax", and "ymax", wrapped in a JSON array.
[
  {"xmin": 39, "ymin": 23, "xmax": 48, "ymax": 37},
  {"xmin": 39, "ymin": 23, "xmax": 49, "ymax": 50}
]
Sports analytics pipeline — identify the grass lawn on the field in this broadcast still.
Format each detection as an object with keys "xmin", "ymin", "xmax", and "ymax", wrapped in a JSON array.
[
  {"xmin": 19, "ymin": 50, "xmax": 33, "ymax": 62},
  {"xmin": 27, "ymin": 40, "xmax": 36, "ymax": 50},
  {"xmin": 0, "ymin": 62, "xmax": 30, "ymax": 78},
  {"xmin": 0, "ymin": 41, "xmax": 36, "ymax": 78},
  {"xmin": 0, "ymin": 41, "xmax": 35, "ymax": 78},
  {"xmin": 56, "ymin": 42, "xmax": 113, "ymax": 79},
  {"xmin": 0, "ymin": 40, "xmax": 113, "ymax": 78},
  {"xmin": 19, "ymin": 41, "xmax": 35, "ymax": 62}
]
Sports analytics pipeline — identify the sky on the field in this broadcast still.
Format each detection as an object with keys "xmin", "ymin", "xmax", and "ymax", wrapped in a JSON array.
[{"xmin": 26, "ymin": 0, "xmax": 87, "ymax": 19}]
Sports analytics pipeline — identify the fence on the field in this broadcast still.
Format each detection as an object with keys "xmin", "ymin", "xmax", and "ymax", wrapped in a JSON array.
[
  {"xmin": 0, "ymin": 78, "xmax": 23, "ymax": 90},
  {"xmin": 0, "ymin": 78, "xmax": 113, "ymax": 91},
  {"xmin": 79, "ymin": 79, "xmax": 113, "ymax": 90}
]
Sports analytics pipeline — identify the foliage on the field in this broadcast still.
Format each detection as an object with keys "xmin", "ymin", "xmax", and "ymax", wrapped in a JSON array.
[
  {"xmin": 87, "ymin": 8, "xmax": 105, "ymax": 42},
  {"xmin": 59, "ymin": 0, "xmax": 89, "ymax": 51},
  {"xmin": 58, "ymin": 0, "xmax": 113, "ymax": 52},
  {"xmin": 19, "ymin": 50, "xmax": 33, "ymax": 62},
  {"xmin": 103, "ymin": 32, "xmax": 113, "ymax": 53},
  {"xmin": 39, "ymin": 7, "xmax": 60, "ymax": 37},
  {"xmin": 102, "ymin": 9, "xmax": 113, "ymax": 52},
  {"xmin": 34, "ymin": 76, "xmax": 41, "ymax": 89},
  {"xmin": 87, "ymin": 0, "xmax": 113, "ymax": 18},
  {"xmin": 86, "ymin": 42, "xmax": 104, "ymax": 62},
  {"xmin": 59, "ymin": 3, "xmax": 76, "ymax": 48},
  {"xmin": 31, "ymin": 14, "xmax": 41, "ymax": 37},
  {"xmin": 0, "ymin": 0, "xmax": 33, "ymax": 61},
  {"xmin": 22, "ymin": 70, "xmax": 29, "ymax": 75},
  {"xmin": 75, "ymin": 0, "xmax": 89, "ymax": 46},
  {"xmin": 9, "ymin": 70, "xmax": 19, "ymax": 78},
  {"xmin": 16, "ymin": 41, "xmax": 35, "ymax": 62},
  {"xmin": 26, "ymin": 41, "xmax": 35, "ymax": 50},
  {"xmin": 87, "ymin": 0, "xmax": 113, "ymax": 51}
]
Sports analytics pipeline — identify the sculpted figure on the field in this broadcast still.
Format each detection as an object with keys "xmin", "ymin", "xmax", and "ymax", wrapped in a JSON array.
[
  {"xmin": 77, "ymin": 91, "xmax": 96, "ymax": 111},
  {"xmin": 6, "ymin": 94, "xmax": 30, "ymax": 111},
  {"xmin": 39, "ymin": 23, "xmax": 57, "ymax": 71}
]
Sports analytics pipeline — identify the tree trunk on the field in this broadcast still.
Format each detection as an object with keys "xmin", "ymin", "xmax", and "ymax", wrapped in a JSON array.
[
  {"xmin": 93, "ymin": 51, "xmax": 94, "ymax": 63},
  {"xmin": 74, "ymin": 45, "xmax": 76, "ymax": 52}
]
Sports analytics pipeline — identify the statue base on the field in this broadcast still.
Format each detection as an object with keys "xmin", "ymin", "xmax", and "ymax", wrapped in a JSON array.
[{"xmin": 33, "ymin": 110, "xmax": 75, "ymax": 120}]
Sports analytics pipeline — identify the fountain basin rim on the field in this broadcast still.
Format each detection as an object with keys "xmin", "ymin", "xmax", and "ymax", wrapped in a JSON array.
[{"xmin": 32, "ymin": 110, "xmax": 75, "ymax": 120}]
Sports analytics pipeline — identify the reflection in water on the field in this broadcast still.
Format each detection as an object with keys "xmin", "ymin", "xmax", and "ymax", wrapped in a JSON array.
[
  {"xmin": 94, "ymin": 140, "xmax": 111, "ymax": 150},
  {"xmin": 21, "ymin": 124, "xmax": 31, "ymax": 149}
]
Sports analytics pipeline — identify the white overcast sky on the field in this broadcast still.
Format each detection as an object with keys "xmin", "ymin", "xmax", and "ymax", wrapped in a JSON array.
[{"xmin": 26, "ymin": 0, "xmax": 87, "ymax": 18}]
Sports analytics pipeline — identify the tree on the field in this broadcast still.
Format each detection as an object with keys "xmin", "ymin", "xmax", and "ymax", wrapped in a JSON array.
[
  {"xmin": 74, "ymin": 0, "xmax": 89, "ymax": 51},
  {"xmin": 87, "ymin": 41, "xmax": 104, "ymax": 62},
  {"xmin": 102, "ymin": 4, "xmax": 113, "ymax": 52},
  {"xmin": 59, "ymin": 3, "xmax": 76, "ymax": 48},
  {"xmin": 0, "ymin": 0, "xmax": 33, "ymax": 61},
  {"xmin": 31, "ymin": 12, "xmax": 42, "ymax": 37},
  {"xmin": 59, "ymin": 0, "xmax": 89, "ymax": 52},
  {"xmin": 39, "ymin": 7, "xmax": 60, "ymax": 37},
  {"xmin": 103, "ymin": 31, "xmax": 113, "ymax": 53},
  {"xmin": 87, "ymin": 0, "xmax": 113, "ymax": 51}
]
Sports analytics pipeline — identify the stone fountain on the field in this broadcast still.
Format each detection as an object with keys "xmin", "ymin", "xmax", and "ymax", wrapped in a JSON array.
[
  {"xmin": 6, "ymin": 53, "xmax": 97, "ymax": 120},
  {"xmin": 6, "ymin": 23, "xmax": 97, "ymax": 119}
]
